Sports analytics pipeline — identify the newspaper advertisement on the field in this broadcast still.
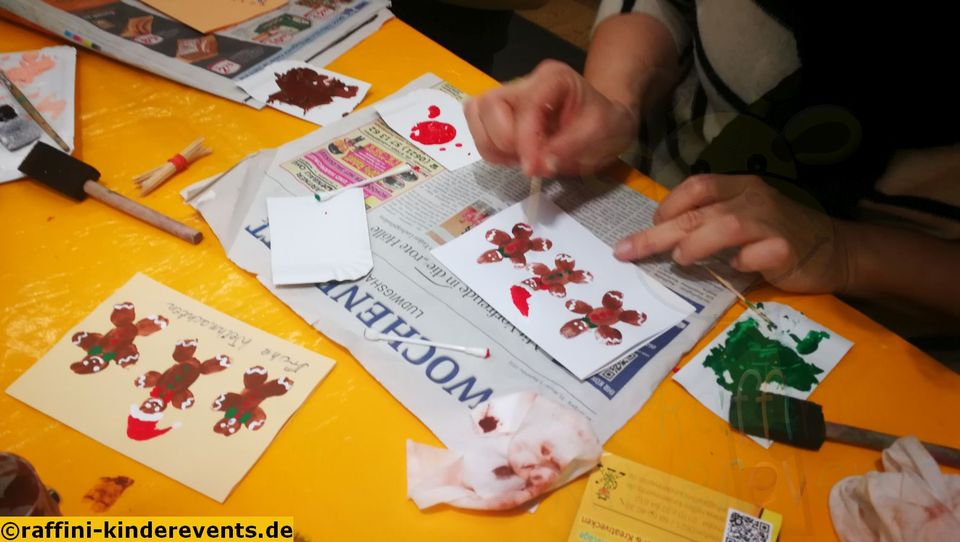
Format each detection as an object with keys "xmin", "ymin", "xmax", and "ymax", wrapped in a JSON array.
[
  {"xmin": 185, "ymin": 74, "xmax": 748, "ymax": 445},
  {"xmin": 0, "ymin": 0, "xmax": 391, "ymax": 106}
]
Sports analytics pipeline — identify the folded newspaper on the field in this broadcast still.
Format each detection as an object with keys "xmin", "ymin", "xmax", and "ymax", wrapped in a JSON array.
[
  {"xmin": 0, "ymin": 0, "xmax": 391, "ymax": 106},
  {"xmin": 182, "ymin": 74, "xmax": 750, "ymax": 445}
]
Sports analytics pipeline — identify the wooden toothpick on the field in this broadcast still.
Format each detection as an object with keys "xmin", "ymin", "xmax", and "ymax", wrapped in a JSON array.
[
  {"xmin": 704, "ymin": 266, "xmax": 778, "ymax": 329},
  {"xmin": 527, "ymin": 176, "xmax": 542, "ymax": 224}
]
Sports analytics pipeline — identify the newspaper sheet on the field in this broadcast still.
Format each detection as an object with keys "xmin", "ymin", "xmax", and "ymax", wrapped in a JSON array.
[
  {"xmin": 184, "ymin": 74, "xmax": 750, "ymax": 445},
  {"xmin": 0, "ymin": 0, "xmax": 391, "ymax": 106}
]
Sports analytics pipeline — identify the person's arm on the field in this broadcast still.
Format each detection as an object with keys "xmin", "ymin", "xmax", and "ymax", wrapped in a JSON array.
[
  {"xmin": 585, "ymin": 12, "xmax": 682, "ymax": 118},
  {"xmin": 838, "ymin": 220, "xmax": 960, "ymax": 319}
]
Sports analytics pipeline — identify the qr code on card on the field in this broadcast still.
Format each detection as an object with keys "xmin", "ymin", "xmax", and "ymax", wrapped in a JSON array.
[{"xmin": 722, "ymin": 508, "xmax": 773, "ymax": 542}]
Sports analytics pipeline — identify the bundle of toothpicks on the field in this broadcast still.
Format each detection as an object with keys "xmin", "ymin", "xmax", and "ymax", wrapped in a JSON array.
[{"xmin": 133, "ymin": 137, "xmax": 212, "ymax": 196}]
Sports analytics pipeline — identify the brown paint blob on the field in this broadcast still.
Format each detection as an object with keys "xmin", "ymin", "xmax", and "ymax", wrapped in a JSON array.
[
  {"xmin": 478, "ymin": 415, "xmax": 498, "ymax": 432},
  {"xmin": 268, "ymin": 68, "xmax": 359, "ymax": 114},
  {"xmin": 83, "ymin": 476, "xmax": 134, "ymax": 512},
  {"xmin": 492, "ymin": 465, "xmax": 514, "ymax": 479}
]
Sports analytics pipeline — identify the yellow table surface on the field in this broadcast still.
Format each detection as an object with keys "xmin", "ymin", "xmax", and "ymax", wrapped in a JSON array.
[{"xmin": 1, "ymin": 16, "xmax": 958, "ymax": 542}]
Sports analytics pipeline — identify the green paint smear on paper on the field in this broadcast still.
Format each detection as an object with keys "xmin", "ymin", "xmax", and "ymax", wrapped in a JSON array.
[{"xmin": 704, "ymin": 317, "xmax": 827, "ymax": 394}]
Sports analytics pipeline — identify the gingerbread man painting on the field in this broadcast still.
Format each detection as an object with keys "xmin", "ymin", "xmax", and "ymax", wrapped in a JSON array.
[
  {"xmin": 127, "ymin": 339, "xmax": 232, "ymax": 441},
  {"xmin": 70, "ymin": 302, "xmax": 168, "ymax": 375},
  {"xmin": 508, "ymin": 253, "xmax": 594, "ymax": 317},
  {"xmin": 561, "ymin": 291, "xmax": 647, "ymax": 346},
  {"xmin": 477, "ymin": 223, "xmax": 552, "ymax": 267},
  {"xmin": 212, "ymin": 366, "xmax": 293, "ymax": 437}
]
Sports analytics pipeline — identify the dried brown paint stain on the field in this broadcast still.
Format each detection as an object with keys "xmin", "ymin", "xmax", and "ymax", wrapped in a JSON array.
[
  {"xmin": 83, "ymin": 476, "xmax": 134, "ymax": 512},
  {"xmin": 492, "ymin": 465, "xmax": 514, "ymax": 479},
  {"xmin": 268, "ymin": 68, "xmax": 358, "ymax": 114},
  {"xmin": 478, "ymin": 415, "xmax": 498, "ymax": 432}
]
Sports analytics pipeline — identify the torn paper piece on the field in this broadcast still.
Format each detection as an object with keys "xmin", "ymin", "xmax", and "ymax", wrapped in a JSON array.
[
  {"xmin": 375, "ymin": 88, "xmax": 479, "ymax": 171},
  {"xmin": 238, "ymin": 61, "xmax": 370, "ymax": 126},
  {"xmin": 267, "ymin": 189, "xmax": 373, "ymax": 285},
  {"xmin": 673, "ymin": 302, "xmax": 852, "ymax": 447},
  {"xmin": 407, "ymin": 391, "xmax": 602, "ymax": 510}
]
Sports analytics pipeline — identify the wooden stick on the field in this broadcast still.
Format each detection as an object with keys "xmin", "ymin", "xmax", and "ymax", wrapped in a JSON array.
[
  {"xmin": 83, "ymin": 181, "xmax": 203, "ymax": 244},
  {"xmin": 703, "ymin": 266, "xmax": 777, "ymax": 329},
  {"xmin": 133, "ymin": 137, "xmax": 212, "ymax": 196},
  {"xmin": 825, "ymin": 422, "xmax": 960, "ymax": 469},
  {"xmin": 526, "ymin": 176, "xmax": 542, "ymax": 224}
]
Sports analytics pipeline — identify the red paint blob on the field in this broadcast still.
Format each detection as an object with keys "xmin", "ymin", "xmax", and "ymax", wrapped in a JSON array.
[
  {"xmin": 410, "ymin": 121, "xmax": 456, "ymax": 145},
  {"xmin": 427, "ymin": 105, "xmax": 440, "ymax": 118},
  {"xmin": 510, "ymin": 285, "xmax": 531, "ymax": 317},
  {"xmin": 439, "ymin": 147, "xmax": 446, "ymax": 151},
  {"xmin": 455, "ymin": 143, "xmax": 462, "ymax": 148}
]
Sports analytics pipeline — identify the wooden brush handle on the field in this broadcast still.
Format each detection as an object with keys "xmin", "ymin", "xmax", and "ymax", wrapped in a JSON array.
[
  {"xmin": 826, "ymin": 422, "xmax": 960, "ymax": 469},
  {"xmin": 83, "ymin": 181, "xmax": 202, "ymax": 244}
]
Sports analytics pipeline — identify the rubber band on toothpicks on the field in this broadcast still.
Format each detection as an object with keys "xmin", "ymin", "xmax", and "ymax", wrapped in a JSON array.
[{"xmin": 133, "ymin": 137, "xmax": 212, "ymax": 196}]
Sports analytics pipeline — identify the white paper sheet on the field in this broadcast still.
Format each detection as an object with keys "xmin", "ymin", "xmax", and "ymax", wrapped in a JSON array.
[
  {"xmin": 673, "ymin": 302, "xmax": 853, "ymax": 447},
  {"xmin": 0, "ymin": 46, "xmax": 76, "ymax": 184},
  {"xmin": 266, "ymin": 189, "xmax": 372, "ymax": 285},
  {"xmin": 432, "ymin": 196, "xmax": 695, "ymax": 380},
  {"xmin": 237, "ymin": 61, "xmax": 370, "ymax": 126},
  {"xmin": 375, "ymin": 88, "xmax": 479, "ymax": 171}
]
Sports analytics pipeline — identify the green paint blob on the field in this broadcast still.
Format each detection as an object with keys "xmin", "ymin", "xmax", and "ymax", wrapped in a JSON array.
[
  {"xmin": 224, "ymin": 406, "xmax": 237, "ymax": 419},
  {"xmin": 703, "ymin": 317, "xmax": 824, "ymax": 394},
  {"xmin": 88, "ymin": 345, "xmax": 103, "ymax": 356},
  {"xmin": 239, "ymin": 411, "xmax": 253, "ymax": 425},
  {"xmin": 794, "ymin": 330, "xmax": 830, "ymax": 355},
  {"xmin": 102, "ymin": 351, "xmax": 115, "ymax": 361}
]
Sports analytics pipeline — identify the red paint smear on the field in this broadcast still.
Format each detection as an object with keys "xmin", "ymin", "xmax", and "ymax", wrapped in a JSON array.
[
  {"xmin": 455, "ymin": 143, "xmax": 462, "ymax": 148},
  {"xmin": 410, "ymin": 121, "xmax": 456, "ymax": 145},
  {"xmin": 484, "ymin": 349, "xmax": 491, "ymax": 359},
  {"xmin": 427, "ymin": 105, "xmax": 440, "ymax": 118},
  {"xmin": 510, "ymin": 285, "xmax": 531, "ymax": 317},
  {"xmin": 439, "ymin": 147, "xmax": 446, "ymax": 151}
]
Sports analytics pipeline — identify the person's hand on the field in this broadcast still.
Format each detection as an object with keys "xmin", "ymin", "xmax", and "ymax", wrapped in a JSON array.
[
  {"xmin": 613, "ymin": 174, "xmax": 853, "ymax": 293},
  {"xmin": 464, "ymin": 60, "xmax": 638, "ymax": 178}
]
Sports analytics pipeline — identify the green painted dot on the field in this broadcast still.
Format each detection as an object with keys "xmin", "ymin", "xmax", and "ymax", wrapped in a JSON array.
[
  {"xmin": 239, "ymin": 411, "xmax": 252, "ymax": 425},
  {"xmin": 88, "ymin": 345, "xmax": 103, "ymax": 356},
  {"xmin": 225, "ymin": 406, "xmax": 237, "ymax": 419},
  {"xmin": 102, "ymin": 352, "xmax": 115, "ymax": 361}
]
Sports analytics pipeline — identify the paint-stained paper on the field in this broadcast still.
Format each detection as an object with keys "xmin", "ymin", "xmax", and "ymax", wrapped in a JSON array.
[
  {"xmin": 375, "ymin": 88, "xmax": 479, "ymax": 171},
  {"xmin": 267, "ymin": 190, "xmax": 373, "ymax": 285},
  {"xmin": 6, "ymin": 273, "xmax": 335, "ymax": 502},
  {"xmin": 673, "ymin": 302, "xmax": 852, "ymax": 447},
  {"xmin": 432, "ymin": 196, "xmax": 694, "ymax": 380},
  {"xmin": 237, "ymin": 61, "xmax": 370, "ymax": 126},
  {"xmin": 0, "ymin": 46, "xmax": 76, "ymax": 183}
]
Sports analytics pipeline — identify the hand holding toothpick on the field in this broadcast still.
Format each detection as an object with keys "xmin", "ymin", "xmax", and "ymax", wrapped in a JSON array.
[{"xmin": 703, "ymin": 265, "xmax": 777, "ymax": 329}]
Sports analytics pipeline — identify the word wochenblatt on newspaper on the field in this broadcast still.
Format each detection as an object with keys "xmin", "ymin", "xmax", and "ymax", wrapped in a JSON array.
[
  {"xmin": 183, "ymin": 74, "xmax": 748, "ymax": 445},
  {"xmin": 0, "ymin": 0, "xmax": 391, "ymax": 106}
]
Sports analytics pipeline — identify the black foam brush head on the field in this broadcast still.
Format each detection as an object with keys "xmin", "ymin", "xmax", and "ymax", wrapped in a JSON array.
[{"xmin": 18, "ymin": 141, "xmax": 100, "ymax": 201}]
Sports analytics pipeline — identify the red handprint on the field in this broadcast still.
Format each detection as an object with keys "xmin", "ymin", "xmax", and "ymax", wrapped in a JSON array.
[
  {"xmin": 70, "ymin": 302, "xmax": 168, "ymax": 375},
  {"xmin": 211, "ymin": 366, "xmax": 292, "ymax": 437},
  {"xmin": 560, "ymin": 291, "xmax": 647, "ymax": 346},
  {"xmin": 478, "ymin": 223, "xmax": 552, "ymax": 267}
]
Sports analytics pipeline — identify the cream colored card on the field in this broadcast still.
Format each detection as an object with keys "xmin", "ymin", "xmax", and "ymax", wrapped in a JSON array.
[
  {"xmin": 568, "ymin": 453, "xmax": 783, "ymax": 542},
  {"xmin": 6, "ymin": 273, "xmax": 334, "ymax": 502}
]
